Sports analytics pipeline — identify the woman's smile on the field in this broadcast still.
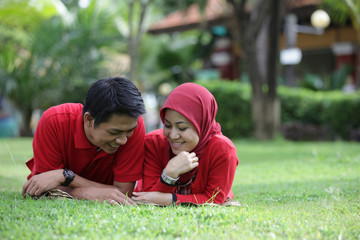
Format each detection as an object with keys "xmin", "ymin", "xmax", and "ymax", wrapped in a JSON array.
[
  {"xmin": 170, "ymin": 140, "xmax": 185, "ymax": 148},
  {"xmin": 163, "ymin": 109, "xmax": 199, "ymax": 155}
]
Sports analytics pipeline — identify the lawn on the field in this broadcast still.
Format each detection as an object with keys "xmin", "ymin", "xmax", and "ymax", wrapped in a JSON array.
[{"xmin": 0, "ymin": 137, "xmax": 359, "ymax": 239}]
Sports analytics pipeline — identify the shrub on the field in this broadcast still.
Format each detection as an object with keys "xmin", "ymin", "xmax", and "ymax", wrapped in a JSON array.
[
  {"xmin": 281, "ymin": 122, "xmax": 331, "ymax": 141},
  {"xmin": 322, "ymin": 93, "xmax": 360, "ymax": 139},
  {"xmin": 279, "ymin": 87, "xmax": 360, "ymax": 140},
  {"xmin": 197, "ymin": 80, "xmax": 360, "ymax": 141},
  {"xmin": 196, "ymin": 80, "xmax": 252, "ymax": 139}
]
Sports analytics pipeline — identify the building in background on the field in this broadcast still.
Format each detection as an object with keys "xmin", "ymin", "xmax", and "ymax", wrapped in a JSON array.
[{"xmin": 148, "ymin": 0, "xmax": 358, "ymax": 87}]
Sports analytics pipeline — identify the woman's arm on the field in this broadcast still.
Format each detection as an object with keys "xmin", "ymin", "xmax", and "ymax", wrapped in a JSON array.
[
  {"xmin": 137, "ymin": 138, "xmax": 238, "ymax": 205},
  {"xmin": 132, "ymin": 192, "xmax": 173, "ymax": 206},
  {"xmin": 132, "ymin": 146, "xmax": 237, "ymax": 205},
  {"xmin": 141, "ymin": 132, "xmax": 175, "ymax": 192},
  {"xmin": 175, "ymin": 143, "xmax": 238, "ymax": 204}
]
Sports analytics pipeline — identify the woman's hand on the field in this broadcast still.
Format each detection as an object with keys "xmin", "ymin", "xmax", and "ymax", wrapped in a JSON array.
[
  {"xmin": 164, "ymin": 151, "xmax": 199, "ymax": 178},
  {"xmin": 132, "ymin": 191, "xmax": 173, "ymax": 206}
]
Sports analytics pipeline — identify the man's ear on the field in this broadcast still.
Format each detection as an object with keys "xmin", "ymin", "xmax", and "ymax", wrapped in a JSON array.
[{"xmin": 84, "ymin": 112, "xmax": 94, "ymax": 128}]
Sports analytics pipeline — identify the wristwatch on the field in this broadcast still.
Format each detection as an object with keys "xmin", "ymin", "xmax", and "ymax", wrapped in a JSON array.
[
  {"xmin": 161, "ymin": 170, "xmax": 179, "ymax": 186},
  {"xmin": 62, "ymin": 169, "xmax": 75, "ymax": 186}
]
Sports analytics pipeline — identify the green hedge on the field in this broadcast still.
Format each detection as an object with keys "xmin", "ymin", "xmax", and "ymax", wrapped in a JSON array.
[
  {"xmin": 278, "ymin": 87, "xmax": 360, "ymax": 139},
  {"xmin": 196, "ymin": 80, "xmax": 252, "ymax": 138},
  {"xmin": 197, "ymin": 80, "xmax": 360, "ymax": 140}
]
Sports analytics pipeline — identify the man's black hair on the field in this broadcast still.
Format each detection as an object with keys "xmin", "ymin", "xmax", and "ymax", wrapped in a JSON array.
[{"xmin": 83, "ymin": 77, "xmax": 146, "ymax": 127}]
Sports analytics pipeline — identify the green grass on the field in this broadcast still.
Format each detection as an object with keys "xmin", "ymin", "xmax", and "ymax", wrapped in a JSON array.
[{"xmin": 0, "ymin": 138, "xmax": 359, "ymax": 239}]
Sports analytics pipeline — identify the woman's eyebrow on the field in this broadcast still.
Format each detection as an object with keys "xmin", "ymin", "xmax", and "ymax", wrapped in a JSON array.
[{"xmin": 164, "ymin": 118, "xmax": 186, "ymax": 125}]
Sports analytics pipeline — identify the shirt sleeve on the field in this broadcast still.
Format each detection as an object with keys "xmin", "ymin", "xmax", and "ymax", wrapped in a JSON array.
[
  {"xmin": 142, "ymin": 130, "xmax": 176, "ymax": 192},
  {"xmin": 113, "ymin": 116, "xmax": 146, "ymax": 182},
  {"xmin": 27, "ymin": 111, "xmax": 65, "ymax": 179},
  {"xmin": 175, "ymin": 139, "xmax": 238, "ymax": 204}
]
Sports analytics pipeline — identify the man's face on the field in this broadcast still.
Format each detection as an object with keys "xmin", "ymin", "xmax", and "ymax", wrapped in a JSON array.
[{"xmin": 84, "ymin": 113, "xmax": 138, "ymax": 154}]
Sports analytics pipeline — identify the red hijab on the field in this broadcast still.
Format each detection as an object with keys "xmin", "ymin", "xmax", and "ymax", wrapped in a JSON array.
[{"xmin": 160, "ymin": 83, "xmax": 221, "ymax": 159}]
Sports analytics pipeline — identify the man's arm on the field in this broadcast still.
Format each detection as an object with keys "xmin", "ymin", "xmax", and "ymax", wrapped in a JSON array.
[
  {"xmin": 24, "ymin": 109, "xmax": 143, "ymax": 205},
  {"xmin": 22, "ymin": 170, "xmax": 136, "ymax": 204},
  {"xmin": 22, "ymin": 169, "xmax": 110, "ymax": 196}
]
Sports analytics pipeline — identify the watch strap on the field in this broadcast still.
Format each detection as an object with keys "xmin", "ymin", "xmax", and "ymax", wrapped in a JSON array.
[
  {"xmin": 161, "ymin": 170, "xmax": 179, "ymax": 186},
  {"xmin": 62, "ymin": 169, "xmax": 75, "ymax": 186},
  {"xmin": 171, "ymin": 193, "xmax": 177, "ymax": 203}
]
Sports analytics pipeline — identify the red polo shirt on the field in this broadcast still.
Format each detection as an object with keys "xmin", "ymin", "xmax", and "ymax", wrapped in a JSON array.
[{"xmin": 26, "ymin": 103, "xmax": 145, "ymax": 184}]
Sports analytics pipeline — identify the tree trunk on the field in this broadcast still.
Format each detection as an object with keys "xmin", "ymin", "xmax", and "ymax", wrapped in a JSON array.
[
  {"xmin": 265, "ymin": 0, "xmax": 282, "ymax": 138},
  {"xmin": 128, "ymin": 0, "xmax": 151, "ymax": 90},
  {"xmin": 229, "ymin": 0, "xmax": 282, "ymax": 139},
  {"xmin": 250, "ymin": 90, "xmax": 281, "ymax": 139},
  {"xmin": 246, "ymin": 22, "xmax": 267, "ymax": 140},
  {"xmin": 19, "ymin": 107, "xmax": 33, "ymax": 137},
  {"xmin": 265, "ymin": 96, "xmax": 280, "ymax": 138},
  {"xmin": 251, "ymin": 94, "xmax": 266, "ymax": 139},
  {"xmin": 243, "ymin": 0, "xmax": 282, "ymax": 140}
]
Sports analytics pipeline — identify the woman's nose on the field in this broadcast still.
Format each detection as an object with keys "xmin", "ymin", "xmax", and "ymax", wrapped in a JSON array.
[{"xmin": 168, "ymin": 129, "xmax": 179, "ymax": 139}]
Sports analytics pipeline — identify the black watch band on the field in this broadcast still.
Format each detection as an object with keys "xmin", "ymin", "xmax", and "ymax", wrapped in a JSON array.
[{"xmin": 62, "ymin": 169, "xmax": 75, "ymax": 186}]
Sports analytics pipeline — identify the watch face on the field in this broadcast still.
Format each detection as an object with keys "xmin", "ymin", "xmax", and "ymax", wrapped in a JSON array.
[
  {"xmin": 64, "ymin": 169, "xmax": 75, "ymax": 179},
  {"xmin": 62, "ymin": 169, "xmax": 75, "ymax": 186}
]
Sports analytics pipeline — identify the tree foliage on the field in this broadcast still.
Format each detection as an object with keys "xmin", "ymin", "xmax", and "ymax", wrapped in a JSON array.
[{"xmin": 0, "ymin": 0, "xmax": 123, "ymax": 135}]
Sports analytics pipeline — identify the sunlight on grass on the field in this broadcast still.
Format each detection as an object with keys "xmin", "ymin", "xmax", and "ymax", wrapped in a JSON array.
[
  {"xmin": 0, "ymin": 138, "xmax": 32, "ymax": 192},
  {"xmin": 0, "ymin": 137, "xmax": 359, "ymax": 239}
]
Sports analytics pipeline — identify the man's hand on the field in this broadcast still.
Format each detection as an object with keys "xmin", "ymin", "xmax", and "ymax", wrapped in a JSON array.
[
  {"xmin": 132, "ymin": 191, "xmax": 173, "ymax": 206},
  {"xmin": 22, "ymin": 169, "xmax": 64, "ymax": 197},
  {"xmin": 164, "ymin": 151, "xmax": 199, "ymax": 178},
  {"xmin": 22, "ymin": 170, "xmax": 136, "ymax": 205},
  {"xmin": 66, "ymin": 187, "xmax": 136, "ymax": 205}
]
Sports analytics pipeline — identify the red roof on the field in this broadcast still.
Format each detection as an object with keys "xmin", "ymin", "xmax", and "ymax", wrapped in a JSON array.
[
  {"xmin": 148, "ymin": 0, "xmax": 322, "ymax": 34},
  {"xmin": 148, "ymin": 0, "xmax": 231, "ymax": 34}
]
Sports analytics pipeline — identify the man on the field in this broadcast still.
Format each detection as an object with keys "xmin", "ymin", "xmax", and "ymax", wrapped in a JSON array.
[{"xmin": 22, "ymin": 77, "xmax": 146, "ymax": 205}]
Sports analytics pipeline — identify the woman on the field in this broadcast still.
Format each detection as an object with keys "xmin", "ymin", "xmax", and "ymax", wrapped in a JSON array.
[{"xmin": 133, "ymin": 83, "xmax": 238, "ymax": 205}]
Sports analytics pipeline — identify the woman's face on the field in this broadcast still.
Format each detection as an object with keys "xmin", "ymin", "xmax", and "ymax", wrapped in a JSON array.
[{"xmin": 163, "ymin": 109, "xmax": 199, "ymax": 155}]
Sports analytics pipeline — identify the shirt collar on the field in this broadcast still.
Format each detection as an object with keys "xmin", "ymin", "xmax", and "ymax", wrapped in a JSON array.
[{"xmin": 74, "ymin": 113, "xmax": 95, "ymax": 149}]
